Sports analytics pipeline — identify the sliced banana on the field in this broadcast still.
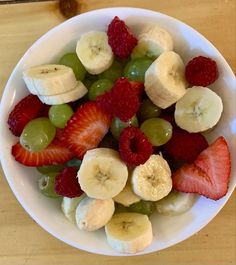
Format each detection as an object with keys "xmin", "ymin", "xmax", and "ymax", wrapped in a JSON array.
[
  {"xmin": 145, "ymin": 51, "xmax": 187, "ymax": 109},
  {"xmin": 174, "ymin": 86, "xmax": 223, "ymax": 132},
  {"xmin": 155, "ymin": 190, "xmax": 198, "ymax": 216},
  {"xmin": 76, "ymin": 31, "xmax": 114, "ymax": 75},
  {"xmin": 75, "ymin": 197, "xmax": 114, "ymax": 231},
  {"xmin": 131, "ymin": 154, "xmax": 172, "ymax": 201},
  {"xmin": 77, "ymin": 148, "xmax": 128, "ymax": 199},
  {"xmin": 105, "ymin": 212, "xmax": 152, "ymax": 254},
  {"xmin": 23, "ymin": 64, "xmax": 77, "ymax": 96},
  {"xmin": 38, "ymin": 80, "xmax": 87, "ymax": 105}
]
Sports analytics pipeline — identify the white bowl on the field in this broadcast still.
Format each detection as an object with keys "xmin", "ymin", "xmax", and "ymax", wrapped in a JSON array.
[{"xmin": 0, "ymin": 7, "xmax": 235, "ymax": 256}]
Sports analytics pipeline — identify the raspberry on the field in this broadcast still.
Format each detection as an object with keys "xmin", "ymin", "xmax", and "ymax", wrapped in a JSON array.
[
  {"xmin": 55, "ymin": 167, "xmax": 83, "ymax": 198},
  {"xmin": 96, "ymin": 90, "xmax": 113, "ymax": 116},
  {"xmin": 107, "ymin": 16, "xmax": 137, "ymax": 58},
  {"xmin": 185, "ymin": 56, "xmax": 219, "ymax": 86},
  {"xmin": 163, "ymin": 128, "xmax": 208, "ymax": 163},
  {"xmin": 119, "ymin": 126, "xmax": 153, "ymax": 166}
]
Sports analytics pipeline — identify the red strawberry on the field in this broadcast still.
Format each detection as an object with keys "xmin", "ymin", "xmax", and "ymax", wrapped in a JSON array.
[
  {"xmin": 55, "ymin": 167, "xmax": 83, "ymax": 198},
  {"xmin": 60, "ymin": 101, "xmax": 111, "ymax": 159},
  {"xmin": 12, "ymin": 139, "xmax": 74, "ymax": 167},
  {"xmin": 172, "ymin": 136, "xmax": 231, "ymax": 200},
  {"xmin": 8, "ymin": 94, "xmax": 44, "ymax": 136}
]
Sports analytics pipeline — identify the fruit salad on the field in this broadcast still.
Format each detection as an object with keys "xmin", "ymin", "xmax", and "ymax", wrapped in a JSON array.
[{"xmin": 8, "ymin": 16, "xmax": 231, "ymax": 254}]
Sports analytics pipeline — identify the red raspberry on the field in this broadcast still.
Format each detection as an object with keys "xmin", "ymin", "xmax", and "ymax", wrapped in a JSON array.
[
  {"xmin": 185, "ymin": 56, "xmax": 219, "ymax": 86},
  {"xmin": 163, "ymin": 128, "xmax": 208, "ymax": 163},
  {"xmin": 119, "ymin": 126, "xmax": 153, "ymax": 166},
  {"xmin": 129, "ymin": 81, "xmax": 144, "ymax": 99},
  {"xmin": 55, "ymin": 167, "xmax": 83, "ymax": 198},
  {"xmin": 107, "ymin": 16, "xmax": 137, "ymax": 58},
  {"xmin": 96, "ymin": 90, "xmax": 113, "ymax": 116}
]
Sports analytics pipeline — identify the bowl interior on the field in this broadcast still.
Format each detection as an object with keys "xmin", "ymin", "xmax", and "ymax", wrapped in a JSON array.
[{"xmin": 0, "ymin": 7, "xmax": 235, "ymax": 256}]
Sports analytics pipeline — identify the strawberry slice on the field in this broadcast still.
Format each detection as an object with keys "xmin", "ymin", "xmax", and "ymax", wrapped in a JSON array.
[
  {"xmin": 12, "ymin": 139, "xmax": 74, "ymax": 167},
  {"xmin": 60, "ymin": 101, "xmax": 111, "ymax": 159},
  {"xmin": 172, "ymin": 136, "xmax": 231, "ymax": 200}
]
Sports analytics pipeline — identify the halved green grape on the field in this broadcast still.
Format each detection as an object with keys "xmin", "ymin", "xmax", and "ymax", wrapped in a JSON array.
[
  {"xmin": 99, "ymin": 60, "xmax": 123, "ymax": 82},
  {"xmin": 98, "ymin": 134, "xmax": 118, "ymax": 149},
  {"xmin": 138, "ymin": 99, "xmax": 162, "ymax": 122},
  {"xmin": 20, "ymin": 118, "xmax": 56, "ymax": 152},
  {"xmin": 123, "ymin": 57, "xmax": 153, "ymax": 82},
  {"xmin": 110, "ymin": 116, "xmax": 139, "ymax": 140},
  {"xmin": 37, "ymin": 164, "xmax": 65, "ymax": 174},
  {"xmin": 66, "ymin": 158, "xmax": 82, "ymax": 169},
  {"xmin": 140, "ymin": 118, "xmax": 173, "ymax": 146},
  {"xmin": 59, "ymin": 52, "xmax": 86, "ymax": 81},
  {"xmin": 49, "ymin": 104, "xmax": 74, "ymax": 128},
  {"xmin": 38, "ymin": 172, "xmax": 60, "ymax": 198},
  {"xmin": 128, "ymin": 200, "xmax": 156, "ymax": 216},
  {"xmin": 131, "ymin": 42, "xmax": 158, "ymax": 60},
  {"xmin": 88, "ymin": 79, "xmax": 113, "ymax": 100}
]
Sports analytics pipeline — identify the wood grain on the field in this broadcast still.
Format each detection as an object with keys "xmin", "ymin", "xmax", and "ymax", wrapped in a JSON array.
[{"xmin": 0, "ymin": 1, "xmax": 235, "ymax": 264}]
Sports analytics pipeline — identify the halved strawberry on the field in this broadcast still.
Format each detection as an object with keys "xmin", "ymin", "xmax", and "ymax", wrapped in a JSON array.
[
  {"xmin": 172, "ymin": 136, "xmax": 231, "ymax": 200},
  {"xmin": 12, "ymin": 139, "xmax": 74, "ymax": 167},
  {"xmin": 60, "ymin": 101, "xmax": 111, "ymax": 159}
]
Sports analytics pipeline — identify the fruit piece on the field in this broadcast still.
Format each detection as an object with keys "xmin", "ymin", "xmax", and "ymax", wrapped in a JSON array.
[
  {"xmin": 23, "ymin": 64, "xmax": 78, "ymax": 95},
  {"xmin": 128, "ymin": 200, "xmax": 156, "ymax": 216},
  {"xmin": 77, "ymin": 148, "xmax": 128, "ymax": 199},
  {"xmin": 83, "ymin": 72, "xmax": 98, "ymax": 88},
  {"xmin": 174, "ymin": 86, "xmax": 223, "ymax": 133},
  {"xmin": 172, "ymin": 136, "xmax": 231, "ymax": 200},
  {"xmin": 110, "ymin": 116, "xmax": 138, "ymax": 140},
  {"xmin": 185, "ymin": 56, "xmax": 219, "ymax": 86},
  {"xmin": 88, "ymin": 79, "xmax": 113, "ymax": 100},
  {"xmin": 66, "ymin": 158, "xmax": 82, "ymax": 169},
  {"xmin": 38, "ymin": 172, "xmax": 60, "ymax": 198},
  {"xmin": 119, "ymin": 126, "xmax": 153, "ymax": 166},
  {"xmin": 76, "ymin": 31, "xmax": 114, "ymax": 75},
  {"xmin": 131, "ymin": 154, "xmax": 172, "ymax": 201},
  {"xmin": 95, "ymin": 89, "xmax": 113, "ymax": 115},
  {"xmin": 55, "ymin": 167, "xmax": 83, "ymax": 198},
  {"xmin": 37, "ymin": 164, "xmax": 65, "ymax": 174},
  {"xmin": 75, "ymin": 197, "xmax": 115, "ymax": 231},
  {"xmin": 129, "ymin": 81, "xmax": 145, "ymax": 99},
  {"xmin": 107, "ymin": 16, "xmax": 137, "ymax": 59},
  {"xmin": 163, "ymin": 128, "xmax": 208, "ymax": 163},
  {"xmin": 140, "ymin": 118, "xmax": 173, "ymax": 146},
  {"xmin": 20, "ymin": 118, "xmax": 56, "ymax": 152},
  {"xmin": 49, "ymin": 104, "xmax": 74, "ymax": 128},
  {"xmin": 98, "ymin": 134, "xmax": 118, "ymax": 150},
  {"xmin": 155, "ymin": 190, "xmax": 197, "ymax": 215},
  {"xmin": 124, "ymin": 57, "xmax": 153, "ymax": 82},
  {"xmin": 38, "ymin": 80, "xmax": 87, "ymax": 105},
  {"xmin": 8, "ymin": 94, "xmax": 44, "ymax": 136},
  {"xmin": 11, "ymin": 139, "xmax": 74, "ymax": 167},
  {"xmin": 99, "ymin": 60, "xmax": 123, "ymax": 82},
  {"xmin": 138, "ymin": 99, "xmax": 162, "ymax": 122},
  {"xmin": 59, "ymin": 0, "xmax": 78, "ymax": 18},
  {"xmin": 145, "ymin": 51, "xmax": 187, "ymax": 109},
  {"xmin": 60, "ymin": 101, "xmax": 111, "ymax": 158},
  {"xmin": 59, "ymin": 52, "xmax": 86, "ymax": 81},
  {"xmin": 105, "ymin": 212, "xmax": 152, "ymax": 254}
]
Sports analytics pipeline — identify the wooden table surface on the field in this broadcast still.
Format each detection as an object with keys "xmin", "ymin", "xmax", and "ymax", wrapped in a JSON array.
[{"xmin": 0, "ymin": 1, "xmax": 235, "ymax": 264}]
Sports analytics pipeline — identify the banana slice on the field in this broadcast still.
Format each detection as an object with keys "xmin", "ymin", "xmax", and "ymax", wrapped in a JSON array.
[
  {"xmin": 23, "ymin": 64, "xmax": 77, "ymax": 96},
  {"xmin": 145, "ymin": 51, "xmax": 187, "ymax": 109},
  {"xmin": 77, "ymin": 148, "xmax": 128, "ymax": 199},
  {"xmin": 76, "ymin": 31, "xmax": 114, "ymax": 75},
  {"xmin": 105, "ymin": 212, "xmax": 152, "ymax": 254},
  {"xmin": 155, "ymin": 190, "xmax": 198, "ymax": 216},
  {"xmin": 131, "ymin": 154, "xmax": 172, "ymax": 201},
  {"xmin": 174, "ymin": 86, "xmax": 223, "ymax": 133},
  {"xmin": 38, "ymin": 81, "xmax": 87, "ymax": 105},
  {"xmin": 75, "ymin": 197, "xmax": 114, "ymax": 231}
]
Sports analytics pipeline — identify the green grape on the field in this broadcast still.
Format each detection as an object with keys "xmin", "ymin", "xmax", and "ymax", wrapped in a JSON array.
[
  {"xmin": 66, "ymin": 158, "xmax": 82, "ymax": 169},
  {"xmin": 59, "ymin": 52, "xmax": 86, "ymax": 81},
  {"xmin": 99, "ymin": 60, "xmax": 123, "ymax": 82},
  {"xmin": 38, "ymin": 172, "xmax": 60, "ymax": 198},
  {"xmin": 88, "ymin": 79, "xmax": 113, "ymax": 100},
  {"xmin": 114, "ymin": 203, "xmax": 129, "ymax": 214},
  {"xmin": 37, "ymin": 164, "xmax": 65, "ymax": 174},
  {"xmin": 49, "ymin": 104, "xmax": 74, "ymax": 128},
  {"xmin": 83, "ymin": 72, "xmax": 98, "ymax": 88},
  {"xmin": 110, "ymin": 116, "xmax": 139, "ymax": 140},
  {"xmin": 128, "ymin": 200, "xmax": 156, "ymax": 216},
  {"xmin": 99, "ymin": 134, "xmax": 118, "ymax": 149},
  {"xmin": 138, "ymin": 99, "xmax": 162, "ymax": 122},
  {"xmin": 140, "ymin": 118, "xmax": 173, "ymax": 146},
  {"xmin": 123, "ymin": 57, "xmax": 153, "ymax": 82},
  {"xmin": 20, "ymin": 118, "xmax": 56, "ymax": 152},
  {"xmin": 131, "ymin": 42, "xmax": 159, "ymax": 60}
]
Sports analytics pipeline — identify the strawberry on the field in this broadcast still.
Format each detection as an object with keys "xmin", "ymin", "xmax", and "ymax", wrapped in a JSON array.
[
  {"xmin": 60, "ymin": 101, "xmax": 111, "ymax": 159},
  {"xmin": 8, "ymin": 94, "xmax": 44, "ymax": 136},
  {"xmin": 172, "ymin": 136, "xmax": 231, "ymax": 200},
  {"xmin": 12, "ymin": 139, "xmax": 74, "ymax": 167}
]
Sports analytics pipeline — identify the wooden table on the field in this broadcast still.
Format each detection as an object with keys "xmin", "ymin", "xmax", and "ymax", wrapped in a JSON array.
[{"xmin": 0, "ymin": 1, "xmax": 235, "ymax": 264}]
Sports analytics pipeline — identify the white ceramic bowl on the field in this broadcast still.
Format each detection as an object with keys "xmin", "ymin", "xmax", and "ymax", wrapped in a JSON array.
[{"xmin": 0, "ymin": 7, "xmax": 235, "ymax": 256}]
